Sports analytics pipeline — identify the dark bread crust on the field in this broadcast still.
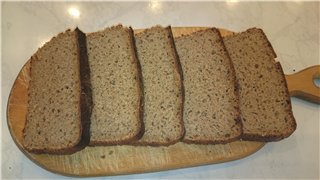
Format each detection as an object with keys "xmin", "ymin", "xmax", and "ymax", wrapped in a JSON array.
[
  {"xmin": 164, "ymin": 26, "xmax": 186, "ymax": 144},
  {"xmin": 71, "ymin": 28, "xmax": 92, "ymax": 151},
  {"xmin": 127, "ymin": 26, "xmax": 145, "ymax": 141},
  {"xmin": 89, "ymin": 26, "xmax": 145, "ymax": 146},
  {"xmin": 23, "ymin": 28, "xmax": 92, "ymax": 154},
  {"xmin": 242, "ymin": 62, "xmax": 296, "ymax": 141},
  {"xmin": 179, "ymin": 28, "xmax": 242, "ymax": 144}
]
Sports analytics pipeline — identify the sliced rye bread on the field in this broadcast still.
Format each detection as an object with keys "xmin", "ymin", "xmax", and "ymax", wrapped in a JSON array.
[
  {"xmin": 133, "ymin": 26, "xmax": 184, "ymax": 146},
  {"xmin": 223, "ymin": 28, "xmax": 297, "ymax": 141},
  {"xmin": 87, "ymin": 25, "xmax": 144, "ymax": 145},
  {"xmin": 175, "ymin": 28, "xmax": 242, "ymax": 144},
  {"xmin": 23, "ymin": 28, "xmax": 92, "ymax": 154}
]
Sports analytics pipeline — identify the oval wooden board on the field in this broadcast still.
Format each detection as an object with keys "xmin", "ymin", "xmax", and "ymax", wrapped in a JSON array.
[{"xmin": 7, "ymin": 27, "xmax": 265, "ymax": 177}]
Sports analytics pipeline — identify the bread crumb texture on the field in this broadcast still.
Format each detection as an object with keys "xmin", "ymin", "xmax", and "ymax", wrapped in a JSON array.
[
  {"xmin": 87, "ymin": 25, "xmax": 142, "ymax": 144},
  {"xmin": 24, "ymin": 30, "xmax": 81, "ymax": 151},
  {"xmin": 223, "ymin": 28, "xmax": 296, "ymax": 140},
  {"xmin": 134, "ymin": 26, "xmax": 184, "ymax": 145},
  {"xmin": 175, "ymin": 28, "xmax": 241, "ymax": 143}
]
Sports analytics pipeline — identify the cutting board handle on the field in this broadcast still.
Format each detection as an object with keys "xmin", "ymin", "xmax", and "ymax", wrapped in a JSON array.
[{"xmin": 285, "ymin": 65, "xmax": 320, "ymax": 104}]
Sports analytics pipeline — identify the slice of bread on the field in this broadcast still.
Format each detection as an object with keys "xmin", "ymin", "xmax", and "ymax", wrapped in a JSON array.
[
  {"xmin": 175, "ymin": 28, "xmax": 242, "ymax": 144},
  {"xmin": 87, "ymin": 25, "xmax": 144, "ymax": 145},
  {"xmin": 223, "ymin": 28, "xmax": 297, "ymax": 141},
  {"xmin": 23, "ymin": 28, "xmax": 92, "ymax": 154},
  {"xmin": 133, "ymin": 26, "xmax": 184, "ymax": 146}
]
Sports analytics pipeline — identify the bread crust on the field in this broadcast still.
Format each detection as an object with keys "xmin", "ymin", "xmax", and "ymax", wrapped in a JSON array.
[
  {"xmin": 164, "ymin": 26, "xmax": 186, "ymax": 144},
  {"xmin": 23, "ymin": 28, "xmax": 92, "ymax": 154},
  {"xmin": 127, "ymin": 26, "xmax": 145, "ymax": 141},
  {"xmin": 88, "ymin": 26, "xmax": 145, "ymax": 146}
]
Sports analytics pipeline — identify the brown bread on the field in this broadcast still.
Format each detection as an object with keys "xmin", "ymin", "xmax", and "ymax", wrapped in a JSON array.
[
  {"xmin": 133, "ymin": 26, "xmax": 185, "ymax": 146},
  {"xmin": 87, "ymin": 25, "xmax": 144, "ymax": 145},
  {"xmin": 23, "ymin": 28, "xmax": 92, "ymax": 154},
  {"xmin": 175, "ymin": 28, "xmax": 242, "ymax": 144},
  {"xmin": 223, "ymin": 28, "xmax": 297, "ymax": 141}
]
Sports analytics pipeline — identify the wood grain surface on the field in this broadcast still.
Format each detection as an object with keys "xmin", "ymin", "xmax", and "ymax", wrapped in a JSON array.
[
  {"xmin": 8, "ymin": 27, "xmax": 317, "ymax": 177},
  {"xmin": 285, "ymin": 65, "xmax": 320, "ymax": 104}
]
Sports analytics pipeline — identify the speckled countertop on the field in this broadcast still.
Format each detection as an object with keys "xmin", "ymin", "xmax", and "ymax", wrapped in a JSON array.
[{"xmin": 1, "ymin": 1, "xmax": 319, "ymax": 179}]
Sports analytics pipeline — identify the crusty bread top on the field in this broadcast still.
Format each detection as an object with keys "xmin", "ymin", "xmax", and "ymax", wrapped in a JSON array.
[
  {"xmin": 223, "ymin": 28, "xmax": 296, "ymax": 141},
  {"xmin": 24, "ymin": 29, "xmax": 84, "ymax": 152},
  {"xmin": 133, "ymin": 26, "xmax": 185, "ymax": 145},
  {"xmin": 175, "ymin": 28, "xmax": 242, "ymax": 144},
  {"xmin": 87, "ymin": 25, "xmax": 143, "ymax": 145}
]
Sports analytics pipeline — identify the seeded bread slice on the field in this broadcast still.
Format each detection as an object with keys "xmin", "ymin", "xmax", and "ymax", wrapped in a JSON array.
[
  {"xmin": 223, "ymin": 28, "xmax": 297, "ymax": 141},
  {"xmin": 133, "ymin": 26, "xmax": 184, "ymax": 146},
  {"xmin": 175, "ymin": 28, "xmax": 242, "ymax": 144},
  {"xmin": 87, "ymin": 25, "xmax": 144, "ymax": 145},
  {"xmin": 23, "ymin": 28, "xmax": 92, "ymax": 154}
]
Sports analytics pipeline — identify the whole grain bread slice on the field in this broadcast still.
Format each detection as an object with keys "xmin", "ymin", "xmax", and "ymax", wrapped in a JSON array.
[
  {"xmin": 223, "ymin": 28, "xmax": 297, "ymax": 141},
  {"xmin": 175, "ymin": 28, "xmax": 242, "ymax": 144},
  {"xmin": 133, "ymin": 26, "xmax": 185, "ymax": 146},
  {"xmin": 87, "ymin": 25, "xmax": 144, "ymax": 145},
  {"xmin": 23, "ymin": 28, "xmax": 92, "ymax": 154}
]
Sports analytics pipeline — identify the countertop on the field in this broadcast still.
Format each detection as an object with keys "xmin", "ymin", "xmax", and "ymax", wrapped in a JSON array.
[{"xmin": 1, "ymin": 1, "xmax": 319, "ymax": 179}]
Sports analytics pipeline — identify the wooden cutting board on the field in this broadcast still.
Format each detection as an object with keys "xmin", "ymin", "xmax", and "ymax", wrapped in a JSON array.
[{"xmin": 7, "ymin": 27, "xmax": 320, "ymax": 177}]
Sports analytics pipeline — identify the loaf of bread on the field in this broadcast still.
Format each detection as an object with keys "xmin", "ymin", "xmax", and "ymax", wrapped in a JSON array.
[
  {"xmin": 87, "ymin": 25, "xmax": 144, "ymax": 145},
  {"xmin": 23, "ymin": 28, "xmax": 92, "ymax": 154},
  {"xmin": 133, "ymin": 26, "xmax": 184, "ymax": 146},
  {"xmin": 223, "ymin": 28, "xmax": 296, "ymax": 141},
  {"xmin": 175, "ymin": 28, "xmax": 242, "ymax": 144},
  {"xmin": 23, "ymin": 25, "xmax": 296, "ymax": 154}
]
